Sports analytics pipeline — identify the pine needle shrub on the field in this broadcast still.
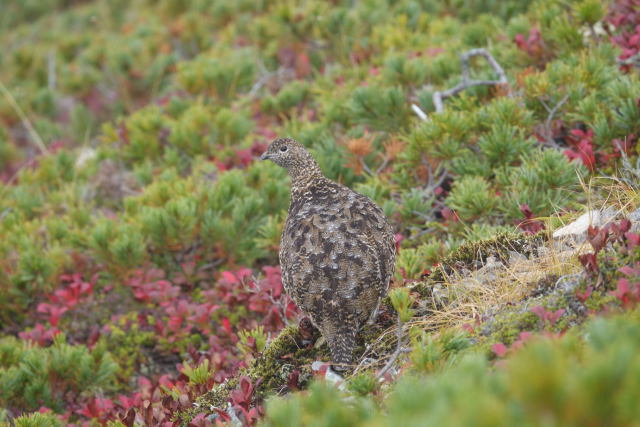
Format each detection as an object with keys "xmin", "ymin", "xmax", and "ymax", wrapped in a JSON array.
[
  {"xmin": 265, "ymin": 381, "xmax": 378, "ymax": 427},
  {"xmin": 447, "ymin": 176, "xmax": 497, "ymax": 221},
  {"xmin": 10, "ymin": 412, "xmax": 63, "ymax": 427},
  {"xmin": 261, "ymin": 81, "xmax": 311, "ymax": 116},
  {"xmin": 404, "ymin": 110, "xmax": 475, "ymax": 162},
  {"xmin": 176, "ymin": 50, "xmax": 256, "ymax": 102},
  {"xmin": 199, "ymin": 163, "xmax": 289, "ymax": 264},
  {"xmin": 102, "ymin": 100, "xmax": 255, "ymax": 168},
  {"xmin": 395, "ymin": 241, "xmax": 443, "ymax": 280},
  {"xmin": 311, "ymin": 136, "xmax": 359, "ymax": 186},
  {"xmin": 497, "ymin": 149, "xmax": 584, "ymax": 219},
  {"xmin": 348, "ymin": 86, "xmax": 410, "ymax": 133},
  {"xmin": 0, "ymin": 335, "xmax": 117, "ymax": 413},
  {"xmin": 478, "ymin": 124, "xmax": 535, "ymax": 168},
  {"xmin": 382, "ymin": 55, "xmax": 428, "ymax": 88}
]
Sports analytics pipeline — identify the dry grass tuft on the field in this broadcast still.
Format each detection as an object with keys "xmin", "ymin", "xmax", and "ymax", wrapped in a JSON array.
[{"xmin": 353, "ymin": 237, "xmax": 583, "ymax": 376}]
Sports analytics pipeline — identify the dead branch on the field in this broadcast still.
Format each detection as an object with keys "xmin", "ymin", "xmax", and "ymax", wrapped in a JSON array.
[
  {"xmin": 433, "ymin": 48, "xmax": 509, "ymax": 113},
  {"xmin": 538, "ymin": 93, "xmax": 569, "ymax": 149},
  {"xmin": 376, "ymin": 316, "xmax": 407, "ymax": 379},
  {"xmin": 411, "ymin": 103, "xmax": 428, "ymax": 121},
  {"xmin": 248, "ymin": 60, "xmax": 291, "ymax": 98}
]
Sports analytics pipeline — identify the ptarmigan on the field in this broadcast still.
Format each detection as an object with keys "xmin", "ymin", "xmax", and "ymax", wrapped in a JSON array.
[{"xmin": 260, "ymin": 137, "xmax": 396, "ymax": 370}]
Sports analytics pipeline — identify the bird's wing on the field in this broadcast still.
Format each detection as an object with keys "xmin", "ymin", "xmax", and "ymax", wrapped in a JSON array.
[
  {"xmin": 280, "ymin": 192, "xmax": 395, "ymax": 322},
  {"xmin": 358, "ymin": 197, "xmax": 396, "ymax": 297}
]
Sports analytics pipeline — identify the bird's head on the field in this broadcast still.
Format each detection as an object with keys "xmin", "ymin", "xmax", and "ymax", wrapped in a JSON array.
[{"xmin": 260, "ymin": 137, "xmax": 321, "ymax": 178}]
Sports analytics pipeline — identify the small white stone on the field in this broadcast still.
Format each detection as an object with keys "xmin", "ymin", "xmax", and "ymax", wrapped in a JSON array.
[{"xmin": 553, "ymin": 207, "xmax": 617, "ymax": 240}]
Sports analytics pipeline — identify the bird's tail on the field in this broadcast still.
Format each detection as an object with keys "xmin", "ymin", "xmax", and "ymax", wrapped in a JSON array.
[{"xmin": 324, "ymin": 322, "xmax": 357, "ymax": 372}]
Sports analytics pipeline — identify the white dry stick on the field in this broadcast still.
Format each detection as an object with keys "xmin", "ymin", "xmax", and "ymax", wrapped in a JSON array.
[
  {"xmin": 432, "ymin": 48, "xmax": 509, "ymax": 113},
  {"xmin": 411, "ymin": 103, "xmax": 428, "ymax": 121}
]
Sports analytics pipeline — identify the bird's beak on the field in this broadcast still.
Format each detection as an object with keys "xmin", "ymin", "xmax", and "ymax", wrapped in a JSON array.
[{"xmin": 259, "ymin": 152, "xmax": 270, "ymax": 161}]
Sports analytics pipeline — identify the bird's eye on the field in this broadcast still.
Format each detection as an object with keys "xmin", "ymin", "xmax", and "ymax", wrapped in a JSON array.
[{"xmin": 279, "ymin": 146, "xmax": 288, "ymax": 152}]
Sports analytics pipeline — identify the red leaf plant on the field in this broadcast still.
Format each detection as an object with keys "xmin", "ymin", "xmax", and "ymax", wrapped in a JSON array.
[
  {"xmin": 564, "ymin": 129, "xmax": 596, "ymax": 171},
  {"xmin": 517, "ymin": 204, "xmax": 545, "ymax": 234},
  {"xmin": 531, "ymin": 305, "xmax": 565, "ymax": 327},
  {"xmin": 611, "ymin": 263, "xmax": 640, "ymax": 307}
]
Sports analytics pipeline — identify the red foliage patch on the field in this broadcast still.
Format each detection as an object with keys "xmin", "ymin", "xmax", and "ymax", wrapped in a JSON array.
[
  {"xmin": 611, "ymin": 264, "xmax": 640, "ymax": 307},
  {"xmin": 8, "ymin": 259, "xmax": 300, "ymax": 425},
  {"xmin": 492, "ymin": 342, "xmax": 508, "ymax": 357},
  {"xmin": 564, "ymin": 129, "xmax": 596, "ymax": 171},
  {"xmin": 517, "ymin": 204, "xmax": 545, "ymax": 234},
  {"xmin": 605, "ymin": 0, "xmax": 640, "ymax": 72},
  {"xmin": 514, "ymin": 28, "xmax": 549, "ymax": 65},
  {"xmin": 531, "ymin": 306, "xmax": 565, "ymax": 327}
]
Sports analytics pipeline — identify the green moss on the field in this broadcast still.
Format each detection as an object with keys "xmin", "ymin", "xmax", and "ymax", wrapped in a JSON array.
[
  {"xmin": 412, "ymin": 231, "xmax": 547, "ymax": 296},
  {"xmin": 483, "ymin": 310, "xmax": 540, "ymax": 346},
  {"xmin": 180, "ymin": 325, "xmax": 322, "ymax": 423}
]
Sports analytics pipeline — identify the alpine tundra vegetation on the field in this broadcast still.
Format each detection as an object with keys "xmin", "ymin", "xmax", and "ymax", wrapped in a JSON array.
[{"xmin": 0, "ymin": 0, "xmax": 639, "ymax": 426}]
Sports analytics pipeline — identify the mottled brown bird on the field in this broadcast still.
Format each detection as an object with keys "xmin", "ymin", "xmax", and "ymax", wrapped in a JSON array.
[{"xmin": 260, "ymin": 137, "xmax": 396, "ymax": 370}]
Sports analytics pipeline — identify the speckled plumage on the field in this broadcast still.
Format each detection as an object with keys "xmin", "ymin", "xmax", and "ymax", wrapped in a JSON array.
[{"xmin": 260, "ymin": 137, "xmax": 396, "ymax": 369}]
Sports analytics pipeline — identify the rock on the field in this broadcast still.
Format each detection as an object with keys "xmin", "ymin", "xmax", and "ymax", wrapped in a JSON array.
[
  {"xmin": 629, "ymin": 208, "xmax": 640, "ymax": 234},
  {"xmin": 552, "ymin": 207, "xmax": 617, "ymax": 241},
  {"xmin": 508, "ymin": 250, "xmax": 528, "ymax": 265}
]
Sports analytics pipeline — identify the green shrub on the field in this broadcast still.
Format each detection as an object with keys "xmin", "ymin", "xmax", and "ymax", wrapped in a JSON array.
[
  {"xmin": 11, "ymin": 411, "xmax": 62, "ymax": 427},
  {"xmin": 261, "ymin": 81, "xmax": 311, "ymax": 115},
  {"xmin": 265, "ymin": 381, "xmax": 377, "ymax": 427},
  {"xmin": 395, "ymin": 241, "xmax": 443, "ymax": 280},
  {"xmin": 0, "ymin": 335, "xmax": 117, "ymax": 412},
  {"xmin": 177, "ymin": 50, "xmax": 256, "ymax": 101},
  {"xmin": 348, "ymin": 86, "xmax": 410, "ymax": 133},
  {"xmin": 497, "ymin": 149, "xmax": 583, "ymax": 219},
  {"xmin": 447, "ymin": 176, "xmax": 497, "ymax": 221}
]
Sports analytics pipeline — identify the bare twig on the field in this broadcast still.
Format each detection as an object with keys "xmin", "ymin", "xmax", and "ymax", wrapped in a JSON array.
[
  {"xmin": 248, "ymin": 60, "xmax": 292, "ymax": 98},
  {"xmin": 360, "ymin": 158, "xmax": 375, "ymax": 176},
  {"xmin": 376, "ymin": 316, "xmax": 406, "ymax": 379},
  {"xmin": 411, "ymin": 103, "xmax": 428, "ymax": 121},
  {"xmin": 433, "ymin": 48, "xmax": 509, "ymax": 113},
  {"xmin": 544, "ymin": 94, "xmax": 569, "ymax": 129},
  {"xmin": 0, "ymin": 81, "xmax": 47, "ymax": 154},
  {"xmin": 539, "ymin": 93, "xmax": 569, "ymax": 149},
  {"xmin": 616, "ymin": 137, "xmax": 640, "ymax": 190},
  {"xmin": 248, "ymin": 69, "xmax": 277, "ymax": 97},
  {"xmin": 374, "ymin": 157, "xmax": 390, "ymax": 175}
]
